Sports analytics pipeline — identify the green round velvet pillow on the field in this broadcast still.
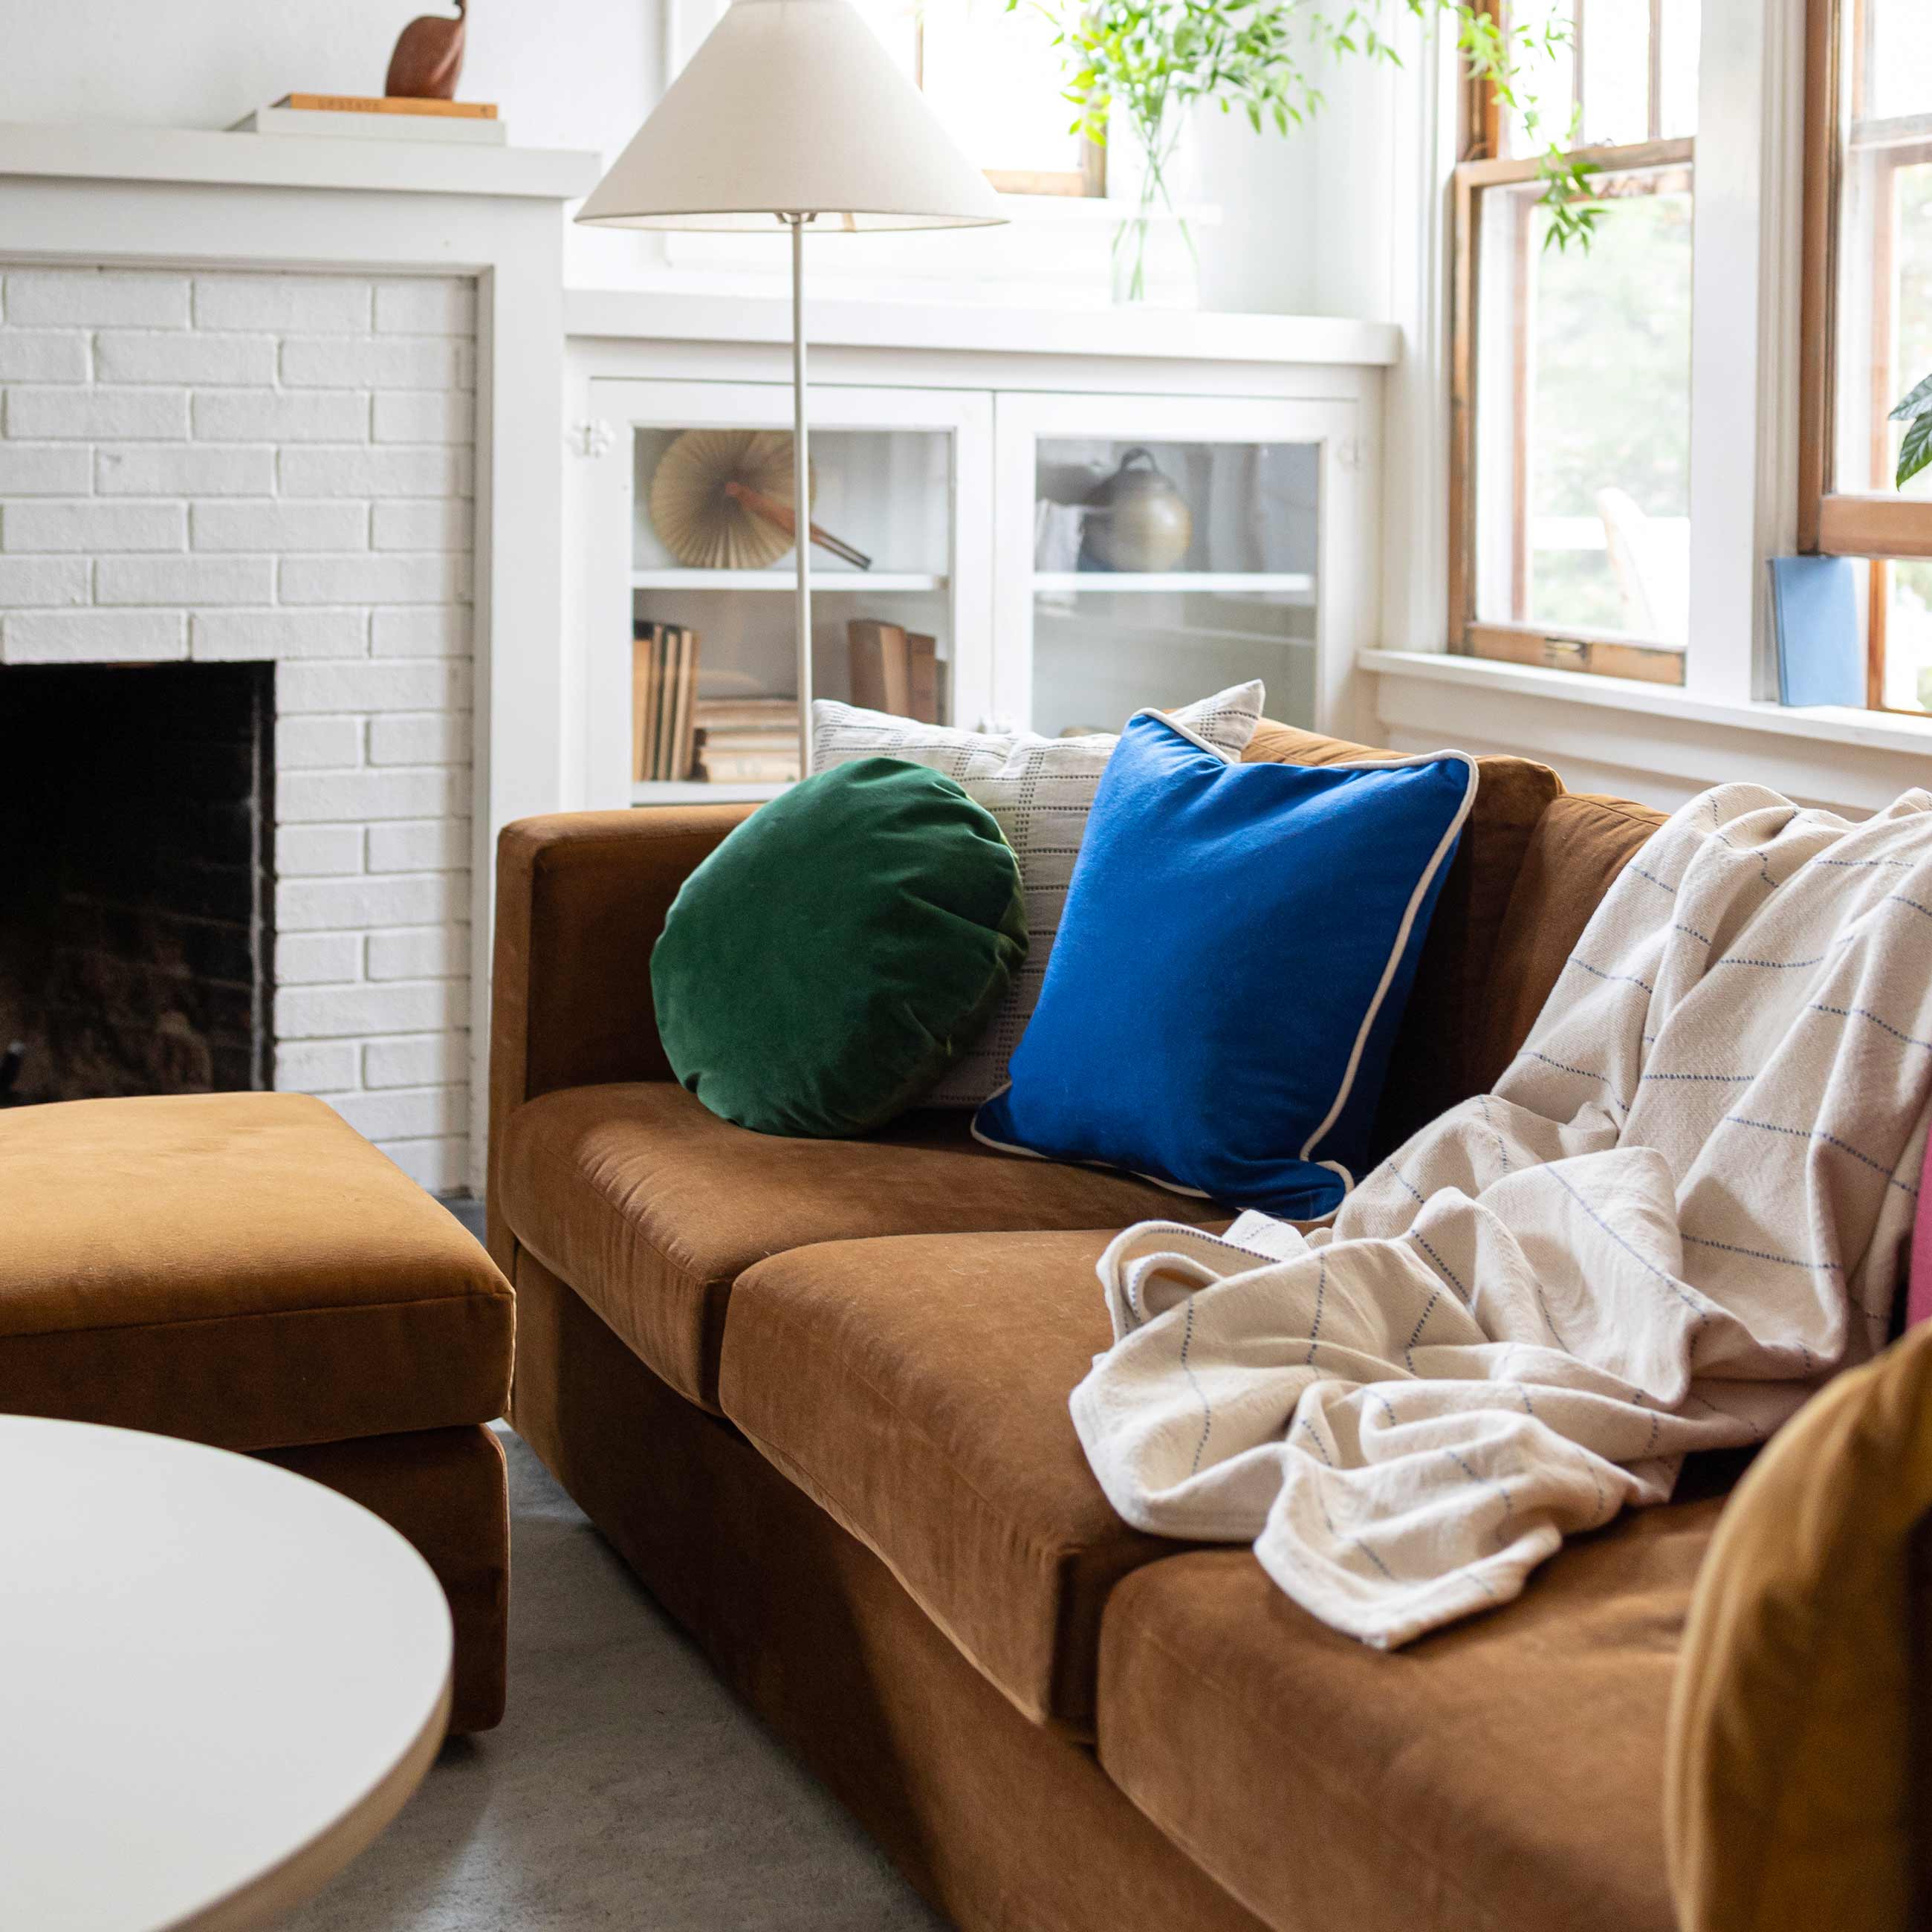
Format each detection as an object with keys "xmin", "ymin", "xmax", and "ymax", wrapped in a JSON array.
[{"xmin": 652, "ymin": 758, "xmax": 1028, "ymax": 1138}]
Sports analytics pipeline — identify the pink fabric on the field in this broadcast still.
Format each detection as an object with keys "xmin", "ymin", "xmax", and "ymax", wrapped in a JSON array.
[{"xmin": 1910, "ymin": 1132, "xmax": 1932, "ymax": 1328}]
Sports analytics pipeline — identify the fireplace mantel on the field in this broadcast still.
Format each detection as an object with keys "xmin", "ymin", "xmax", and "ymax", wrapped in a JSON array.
[
  {"xmin": 0, "ymin": 123, "xmax": 600, "ymax": 1188},
  {"xmin": 0, "ymin": 120, "xmax": 596, "ymax": 201}
]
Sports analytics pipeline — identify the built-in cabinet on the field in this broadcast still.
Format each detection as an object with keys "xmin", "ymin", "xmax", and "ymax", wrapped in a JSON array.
[{"xmin": 568, "ymin": 293, "xmax": 1396, "ymax": 811}]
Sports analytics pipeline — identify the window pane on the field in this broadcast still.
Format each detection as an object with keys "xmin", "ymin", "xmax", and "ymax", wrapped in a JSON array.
[
  {"xmin": 1471, "ymin": 164, "xmax": 1694, "ymax": 644},
  {"xmin": 1500, "ymin": 1, "xmax": 1699, "ymax": 155},
  {"xmin": 1864, "ymin": 559, "xmax": 1932, "ymax": 712},
  {"xmin": 1504, "ymin": 0, "xmax": 1576, "ymax": 158},
  {"xmin": 1834, "ymin": 1, "xmax": 1932, "ymax": 497},
  {"xmin": 1861, "ymin": 0, "xmax": 1932, "ymax": 126},
  {"xmin": 921, "ymin": 1, "xmax": 1086, "ymax": 183},
  {"xmin": 1658, "ymin": 1, "xmax": 1701, "ymax": 138},
  {"xmin": 849, "ymin": 0, "xmax": 1088, "ymax": 187},
  {"xmin": 1581, "ymin": 0, "xmax": 1653, "ymax": 146}
]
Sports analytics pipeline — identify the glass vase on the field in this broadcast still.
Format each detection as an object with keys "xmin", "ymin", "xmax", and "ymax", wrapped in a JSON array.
[{"xmin": 1110, "ymin": 117, "xmax": 1198, "ymax": 307}]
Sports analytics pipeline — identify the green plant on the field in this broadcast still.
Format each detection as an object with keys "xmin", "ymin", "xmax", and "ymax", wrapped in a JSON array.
[
  {"xmin": 1013, "ymin": 0, "xmax": 1599, "ymax": 298},
  {"xmin": 1892, "ymin": 370, "xmax": 1932, "ymax": 488}
]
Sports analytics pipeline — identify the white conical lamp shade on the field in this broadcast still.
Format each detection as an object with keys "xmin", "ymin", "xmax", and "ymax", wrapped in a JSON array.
[{"xmin": 577, "ymin": 0, "xmax": 1006, "ymax": 232}]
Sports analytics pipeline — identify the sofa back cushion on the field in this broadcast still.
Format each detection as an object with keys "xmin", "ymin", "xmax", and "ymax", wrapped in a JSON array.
[
  {"xmin": 1239, "ymin": 721, "xmax": 1560, "ymax": 1160},
  {"xmin": 1474, "ymin": 791, "xmax": 1669, "ymax": 1089}
]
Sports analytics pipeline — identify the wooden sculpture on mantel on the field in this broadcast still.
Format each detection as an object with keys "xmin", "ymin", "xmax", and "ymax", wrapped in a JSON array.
[{"xmin": 386, "ymin": 0, "xmax": 467, "ymax": 101}]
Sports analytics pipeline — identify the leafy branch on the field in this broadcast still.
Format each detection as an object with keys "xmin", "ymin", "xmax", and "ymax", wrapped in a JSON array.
[
  {"xmin": 1891, "ymin": 371, "xmax": 1932, "ymax": 490},
  {"xmin": 1014, "ymin": 0, "xmax": 1601, "ymax": 255}
]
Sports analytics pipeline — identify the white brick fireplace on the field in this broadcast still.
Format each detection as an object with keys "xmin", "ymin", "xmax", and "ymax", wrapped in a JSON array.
[{"xmin": 0, "ymin": 126, "xmax": 597, "ymax": 1190}]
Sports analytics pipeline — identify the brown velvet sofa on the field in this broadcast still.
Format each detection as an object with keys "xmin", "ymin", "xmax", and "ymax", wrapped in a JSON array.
[{"xmin": 490, "ymin": 720, "xmax": 1772, "ymax": 1931}]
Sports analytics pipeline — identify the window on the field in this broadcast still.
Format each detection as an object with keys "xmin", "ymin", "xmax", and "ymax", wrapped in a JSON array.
[
  {"xmin": 846, "ymin": 0, "xmax": 1103, "ymax": 197},
  {"xmin": 1450, "ymin": 2, "xmax": 1702, "ymax": 683},
  {"xmin": 1801, "ymin": 0, "xmax": 1932, "ymax": 711}
]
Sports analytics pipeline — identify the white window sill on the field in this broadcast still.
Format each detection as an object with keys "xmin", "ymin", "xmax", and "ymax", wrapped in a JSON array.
[
  {"xmin": 1361, "ymin": 649, "xmax": 1932, "ymax": 759},
  {"xmin": 1360, "ymin": 649, "xmax": 1932, "ymax": 818}
]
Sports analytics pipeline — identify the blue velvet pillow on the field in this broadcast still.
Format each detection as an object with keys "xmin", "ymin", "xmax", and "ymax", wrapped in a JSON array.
[{"xmin": 972, "ymin": 712, "xmax": 1476, "ymax": 1218}]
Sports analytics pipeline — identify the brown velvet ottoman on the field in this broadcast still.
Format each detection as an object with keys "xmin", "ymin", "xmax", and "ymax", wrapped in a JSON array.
[{"xmin": 0, "ymin": 1090, "xmax": 516, "ymax": 1732}]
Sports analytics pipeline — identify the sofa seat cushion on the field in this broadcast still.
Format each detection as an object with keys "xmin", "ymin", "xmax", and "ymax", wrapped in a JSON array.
[
  {"xmin": 0, "ymin": 1092, "xmax": 513, "ymax": 1452},
  {"xmin": 719, "ymin": 1227, "xmax": 1192, "ymax": 1736},
  {"xmin": 496, "ymin": 1085, "xmax": 1226, "ymax": 1414},
  {"xmin": 1096, "ymin": 1482, "xmax": 1741, "ymax": 1932}
]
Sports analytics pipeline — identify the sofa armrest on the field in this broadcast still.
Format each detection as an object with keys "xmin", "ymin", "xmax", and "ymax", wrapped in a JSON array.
[{"xmin": 487, "ymin": 804, "xmax": 754, "ymax": 1271}]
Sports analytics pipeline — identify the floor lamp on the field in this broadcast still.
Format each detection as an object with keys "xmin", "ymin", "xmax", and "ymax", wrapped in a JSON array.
[{"xmin": 577, "ymin": 0, "xmax": 1005, "ymax": 776}]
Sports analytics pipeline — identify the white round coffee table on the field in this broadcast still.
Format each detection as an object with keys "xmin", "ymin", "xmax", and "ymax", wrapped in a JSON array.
[{"xmin": 0, "ymin": 1414, "xmax": 453, "ymax": 1931}]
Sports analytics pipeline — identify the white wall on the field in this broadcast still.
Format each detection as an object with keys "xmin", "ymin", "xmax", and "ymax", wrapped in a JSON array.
[{"xmin": 0, "ymin": 0, "xmax": 1385, "ymax": 318}]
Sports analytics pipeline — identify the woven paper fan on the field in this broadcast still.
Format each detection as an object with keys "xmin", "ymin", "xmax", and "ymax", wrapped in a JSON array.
[{"xmin": 649, "ymin": 429, "xmax": 817, "ymax": 570}]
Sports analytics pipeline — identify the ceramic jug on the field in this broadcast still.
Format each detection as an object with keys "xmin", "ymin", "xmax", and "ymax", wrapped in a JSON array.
[{"xmin": 1082, "ymin": 447, "xmax": 1193, "ymax": 572}]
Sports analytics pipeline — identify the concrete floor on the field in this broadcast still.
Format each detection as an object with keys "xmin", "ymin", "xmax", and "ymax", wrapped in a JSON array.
[
  {"xmin": 288, "ymin": 1195, "xmax": 945, "ymax": 1931},
  {"xmin": 284, "ymin": 1427, "xmax": 947, "ymax": 1931}
]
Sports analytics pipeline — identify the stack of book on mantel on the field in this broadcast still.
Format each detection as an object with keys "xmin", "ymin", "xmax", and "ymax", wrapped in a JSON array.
[
  {"xmin": 849, "ymin": 619, "xmax": 944, "ymax": 723},
  {"xmin": 230, "ymin": 95, "xmax": 508, "ymax": 143},
  {"xmin": 691, "ymin": 698, "xmax": 802, "ymax": 785},
  {"xmin": 632, "ymin": 622, "xmax": 701, "ymax": 782}
]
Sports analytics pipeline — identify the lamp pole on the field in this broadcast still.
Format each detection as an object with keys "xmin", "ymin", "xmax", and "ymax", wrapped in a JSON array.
[{"xmin": 785, "ymin": 210, "xmax": 813, "ymax": 777}]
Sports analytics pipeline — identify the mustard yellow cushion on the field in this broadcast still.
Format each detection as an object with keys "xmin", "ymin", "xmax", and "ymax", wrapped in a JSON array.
[{"xmin": 1664, "ymin": 1323, "xmax": 1932, "ymax": 1931}]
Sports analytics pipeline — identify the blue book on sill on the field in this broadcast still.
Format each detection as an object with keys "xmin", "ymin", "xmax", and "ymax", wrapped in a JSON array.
[{"xmin": 1769, "ymin": 555, "xmax": 1862, "ymax": 707}]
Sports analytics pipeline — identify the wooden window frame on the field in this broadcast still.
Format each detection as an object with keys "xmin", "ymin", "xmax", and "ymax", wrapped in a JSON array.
[
  {"xmin": 1800, "ymin": 0, "xmax": 1932, "ymax": 709},
  {"xmin": 1448, "ymin": 134, "xmax": 1696, "ymax": 684}
]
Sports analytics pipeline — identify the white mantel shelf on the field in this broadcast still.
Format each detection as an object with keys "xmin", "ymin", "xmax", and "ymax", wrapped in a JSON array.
[
  {"xmin": 565, "ymin": 287, "xmax": 1401, "ymax": 368},
  {"xmin": 0, "ymin": 120, "xmax": 600, "ymax": 201}
]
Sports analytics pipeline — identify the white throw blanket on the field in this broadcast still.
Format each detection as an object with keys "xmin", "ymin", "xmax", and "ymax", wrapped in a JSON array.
[{"xmin": 1071, "ymin": 783, "xmax": 1932, "ymax": 1647}]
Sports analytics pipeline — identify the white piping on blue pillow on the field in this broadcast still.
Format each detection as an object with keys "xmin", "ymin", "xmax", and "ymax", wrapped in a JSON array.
[
  {"xmin": 968, "ymin": 1091, "xmax": 1218, "ymax": 1199},
  {"xmin": 1296, "ymin": 748, "xmax": 1478, "ymax": 1165}
]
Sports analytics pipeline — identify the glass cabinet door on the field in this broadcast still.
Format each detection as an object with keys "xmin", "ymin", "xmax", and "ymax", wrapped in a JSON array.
[
  {"xmin": 586, "ymin": 378, "xmax": 992, "ymax": 808},
  {"xmin": 993, "ymin": 392, "xmax": 1367, "ymax": 740}
]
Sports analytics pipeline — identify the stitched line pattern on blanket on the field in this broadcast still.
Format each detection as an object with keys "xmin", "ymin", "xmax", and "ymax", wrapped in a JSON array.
[
  {"xmin": 1676, "ymin": 1231, "xmax": 1841, "ymax": 1274},
  {"xmin": 1442, "ymin": 1447, "xmax": 1517, "ymax": 1549},
  {"xmin": 1518, "ymin": 1049, "xmax": 1615, "ymax": 1086},
  {"xmin": 1719, "ymin": 1115, "xmax": 1922, "ymax": 1196},
  {"xmin": 1542, "ymin": 1164, "xmax": 1714, "ymax": 1330},
  {"xmin": 1408, "ymin": 1232, "xmax": 1471, "ymax": 1307},
  {"xmin": 1639, "ymin": 1070, "xmax": 1755, "ymax": 1084},
  {"xmin": 1815, "ymin": 1002, "xmax": 1932, "ymax": 1051},
  {"xmin": 1477, "ymin": 1095, "xmax": 1513, "ymax": 1174},
  {"xmin": 1070, "ymin": 781, "xmax": 1932, "ymax": 1650},
  {"xmin": 1711, "ymin": 816, "xmax": 1781, "ymax": 891},
  {"xmin": 1713, "ymin": 953, "xmax": 1830, "ymax": 970},
  {"xmin": 1305, "ymin": 1256, "xmax": 1327, "ymax": 1366},
  {"xmin": 1296, "ymin": 1415, "xmax": 1417, "ymax": 1589},
  {"xmin": 1385, "ymin": 1164, "xmax": 1480, "ymax": 1306},
  {"xmin": 1404, "ymin": 1291, "xmax": 1445, "ymax": 1371},
  {"xmin": 1179, "ymin": 1297, "xmax": 1213, "ymax": 1478},
  {"xmin": 1570, "ymin": 958, "xmax": 1656, "ymax": 993}
]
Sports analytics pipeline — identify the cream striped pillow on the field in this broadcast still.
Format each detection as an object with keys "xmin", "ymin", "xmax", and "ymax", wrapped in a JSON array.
[{"xmin": 809, "ymin": 683, "xmax": 1265, "ymax": 1106}]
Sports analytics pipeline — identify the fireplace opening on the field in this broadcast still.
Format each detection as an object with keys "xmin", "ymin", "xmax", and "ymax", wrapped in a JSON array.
[{"xmin": 0, "ymin": 662, "xmax": 274, "ymax": 1106}]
